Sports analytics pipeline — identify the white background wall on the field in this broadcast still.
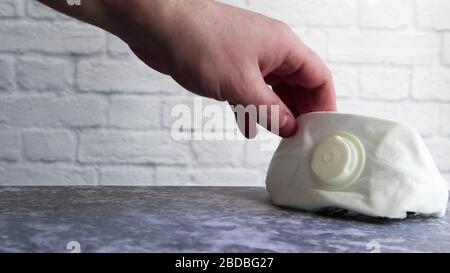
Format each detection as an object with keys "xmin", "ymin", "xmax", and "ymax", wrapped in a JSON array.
[{"xmin": 0, "ymin": 0, "xmax": 449, "ymax": 186}]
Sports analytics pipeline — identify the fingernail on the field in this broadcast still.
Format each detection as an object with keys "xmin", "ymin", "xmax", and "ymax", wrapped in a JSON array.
[
  {"xmin": 280, "ymin": 114, "xmax": 297, "ymax": 138},
  {"xmin": 280, "ymin": 114, "xmax": 289, "ymax": 128}
]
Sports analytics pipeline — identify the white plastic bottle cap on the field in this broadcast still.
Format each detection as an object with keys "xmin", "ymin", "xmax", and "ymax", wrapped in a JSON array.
[{"xmin": 309, "ymin": 131, "xmax": 365, "ymax": 191}]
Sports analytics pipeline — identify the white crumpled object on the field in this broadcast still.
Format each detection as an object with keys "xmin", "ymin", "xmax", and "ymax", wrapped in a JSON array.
[{"xmin": 265, "ymin": 112, "xmax": 448, "ymax": 219}]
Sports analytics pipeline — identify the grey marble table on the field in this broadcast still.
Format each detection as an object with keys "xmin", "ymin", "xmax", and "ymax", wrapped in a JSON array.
[{"xmin": 0, "ymin": 186, "xmax": 449, "ymax": 253}]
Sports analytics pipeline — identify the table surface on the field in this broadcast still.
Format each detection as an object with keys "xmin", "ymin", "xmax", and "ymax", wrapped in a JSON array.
[{"xmin": 0, "ymin": 186, "xmax": 449, "ymax": 253}]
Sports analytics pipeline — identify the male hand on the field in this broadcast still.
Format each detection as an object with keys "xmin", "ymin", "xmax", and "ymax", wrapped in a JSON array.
[{"xmin": 39, "ymin": 0, "xmax": 336, "ymax": 138}]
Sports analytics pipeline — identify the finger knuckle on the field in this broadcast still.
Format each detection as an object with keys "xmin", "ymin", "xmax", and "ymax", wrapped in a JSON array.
[{"xmin": 274, "ymin": 20, "xmax": 293, "ymax": 38}]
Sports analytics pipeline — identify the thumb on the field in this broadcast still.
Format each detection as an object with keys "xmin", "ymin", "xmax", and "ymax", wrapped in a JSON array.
[{"xmin": 229, "ymin": 72, "xmax": 297, "ymax": 138}]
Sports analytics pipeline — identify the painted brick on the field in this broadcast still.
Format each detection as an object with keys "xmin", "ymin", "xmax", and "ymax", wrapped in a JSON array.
[
  {"xmin": 0, "ymin": 57, "xmax": 14, "ymax": 91},
  {"xmin": 360, "ymin": 67, "xmax": 410, "ymax": 100},
  {"xmin": 444, "ymin": 34, "xmax": 450, "ymax": 65},
  {"xmin": 23, "ymin": 130, "xmax": 76, "ymax": 162},
  {"xmin": 0, "ymin": 96, "xmax": 106, "ymax": 127},
  {"xmin": 99, "ymin": 166, "xmax": 155, "ymax": 186},
  {"xmin": 0, "ymin": 131, "xmax": 20, "ymax": 161},
  {"xmin": 412, "ymin": 67, "xmax": 450, "ymax": 101},
  {"xmin": 417, "ymin": 0, "xmax": 450, "ymax": 30},
  {"xmin": 17, "ymin": 56, "xmax": 73, "ymax": 91},
  {"xmin": 107, "ymin": 34, "xmax": 132, "ymax": 56},
  {"xmin": 329, "ymin": 32, "xmax": 439, "ymax": 65},
  {"xmin": 0, "ymin": 0, "xmax": 24, "ymax": 18},
  {"xmin": 27, "ymin": 0, "xmax": 68, "ymax": 19},
  {"xmin": 248, "ymin": 0, "xmax": 357, "ymax": 27},
  {"xmin": 155, "ymin": 167, "xmax": 263, "ymax": 186},
  {"xmin": 109, "ymin": 96, "xmax": 160, "ymax": 129},
  {"xmin": 77, "ymin": 57, "xmax": 182, "ymax": 93},
  {"xmin": 0, "ymin": 21, "xmax": 105, "ymax": 54},
  {"xmin": 338, "ymin": 101, "xmax": 439, "ymax": 136},
  {"xmin": 329, "ymin": 65, "xmax": 357, "ymax": 98},
  {"xmin": 191, "ymin": 138, "xmax": 245, "ymax": 166},
  {"xmin": 0, "ymin": 165, "xmax": 97, "ymax": 185},
  {"xmin": 78, "ymin": 131, "xmax": 191, "ymax": 164},
  {"xmin": 425, "ymin": 138, "xmax": 450, "ymax": 172},
  {"xmin": 360, "ymin": 0, "xmax": 413, "ymax": 29}
]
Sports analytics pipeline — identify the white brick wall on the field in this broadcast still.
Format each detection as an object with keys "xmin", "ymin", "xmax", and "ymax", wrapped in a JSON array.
[
  {"xmin": 109, "ymin": 96, "xmax": 161, "ymax": 129},
  {"xmin": 0, "ymin": 57, "xmax": 14, "ymax": 91},
  {"xmin": 360, "ymin": 67, "xmax": 410, "ymax": 100},
  {"xmin": 78, "ymin": 130, "xmax": 192, "ymax": 165},
  {"xmin": 77, "ymin": 57, "xmax": 182, "ymax": 93},
  {"xmin": 412, "ymin": 67, "xmax": 450, "ymax": 101},
  {"xmin": 417, "ymin": 0, "xmax": 450, "ymax": 30},
  {"xmin": 328, "ymin": 32, "xmax": 439, "ymax": 65},
  {"xmin": 17, "ymin": 56, "xmax": 73, "ymax": 91},
  {"xmin": 360, "ymin": 0, "xmax": 413, "ymax": 29},
  {"xmin": 0, "ymin": 96, "xmax": 106, "ymax": 127},
  {"xmin": 0, "ymin": 0, "xmax": 24, "ymax": 18},
  {"xmin": 0, "ymin": 131, "xmax": 20, "ymax": 161},
  {"xmin": 0, "ymin": 22, "xmax": 105, "ymax": 53},
  {"xmin": 23, "ymin": 130, "xmax": 76, "ymax": 162},
  {"xmin": 444, "ymin": 34, "xmax": 450, "ymax": 65},
  {"xmin": 0, "ymin": 0, "xmax": 449, "ymax": 186},
  {"xmin": 99, "ymin": 166, "xmax": 155, "ymax": 186}
]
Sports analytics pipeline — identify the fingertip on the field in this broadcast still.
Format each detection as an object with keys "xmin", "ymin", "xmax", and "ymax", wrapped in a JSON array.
[{"xmin": 278, "ymin": 114, "xmax": 297, "ymax": 138}]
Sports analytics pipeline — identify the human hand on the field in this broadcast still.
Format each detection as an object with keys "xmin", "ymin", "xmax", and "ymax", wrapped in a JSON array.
[{"xmin": 55, "ymin": 0, "xmax": 337, "ymax": 138}]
